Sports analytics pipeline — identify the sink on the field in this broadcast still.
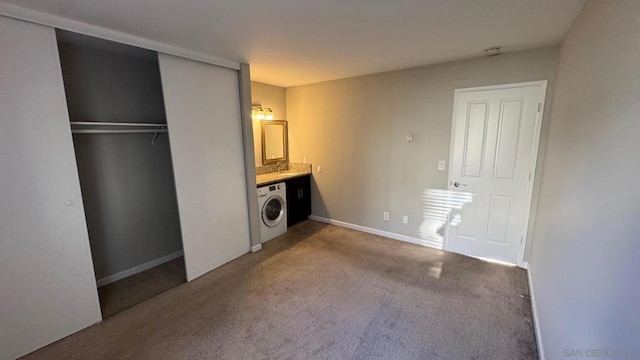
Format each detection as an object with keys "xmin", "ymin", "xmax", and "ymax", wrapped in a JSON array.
[{"xmin": 277, "ymin": 171, "xmax": 299, "ymax": 175}]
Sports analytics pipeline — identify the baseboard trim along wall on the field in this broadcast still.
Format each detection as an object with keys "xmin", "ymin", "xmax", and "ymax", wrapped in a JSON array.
[
  {"xmin": 96, "ymin": 250, "xmax": 184, "ymax": 287},
  {"xmin": 308, "ymin": 215, "xmax": 443, "ymax": 250},
  {"xmin": 527, "ymin": 267, "xmax": 545, "ymax": 360}
]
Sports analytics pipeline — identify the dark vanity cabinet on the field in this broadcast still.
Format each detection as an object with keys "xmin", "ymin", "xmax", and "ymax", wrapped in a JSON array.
[{"xmin": 286, "ymin": 175, "xmax": 311, "ymax": 227}]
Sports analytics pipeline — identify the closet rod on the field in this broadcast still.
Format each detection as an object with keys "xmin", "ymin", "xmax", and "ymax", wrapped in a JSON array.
[
  {"xmin": 71, "ymin": 129, "xmax": 168, "ymax": 134},
  {"xmin": 70, "ymin": 121, "xmax": 167, "ymax": 128}
]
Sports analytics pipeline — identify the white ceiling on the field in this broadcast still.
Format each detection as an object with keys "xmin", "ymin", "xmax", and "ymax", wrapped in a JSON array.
[{"xmin": 1, "ymin": 0, "xmax": 585, "ymax": 87}]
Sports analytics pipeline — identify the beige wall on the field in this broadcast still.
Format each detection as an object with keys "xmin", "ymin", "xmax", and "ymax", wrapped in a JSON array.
[
  {"xmin": 251, "ymin": 81, "xmax": 286, "ymax": 166},
  {"xmin": 529, "ymin": 1, "xmax": 640, "ymax": 358},
  {"xmin": 286, "ymin": 46, "xmax": 559, "ymax": 258}
]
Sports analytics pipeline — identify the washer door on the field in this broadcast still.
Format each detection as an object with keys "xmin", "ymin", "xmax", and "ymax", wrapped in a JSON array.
[{"xmin": 262, "ymin": 195, "xmax": 285, "ymax": 227}]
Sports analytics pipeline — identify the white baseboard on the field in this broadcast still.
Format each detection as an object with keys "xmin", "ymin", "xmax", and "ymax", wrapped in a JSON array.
[
  {"xmin": 251, "ymin": 244, "xmax": 262, "ymax": 253},
  {"xmin": 527, "ymin": 267, "xmax": 545, "ymax": 360},
  {"xmin": 308, "ymin": 215, "xmax": 443, "ymax": 250},
  {"xmin": 96, "ymin": 250, "xmax": 184, "ymax": 287}
]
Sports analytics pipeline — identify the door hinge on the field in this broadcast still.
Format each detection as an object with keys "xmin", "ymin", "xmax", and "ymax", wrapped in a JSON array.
[{"xmin": 537, "ymin": 102, "xmax": 542, "ymax": 112}]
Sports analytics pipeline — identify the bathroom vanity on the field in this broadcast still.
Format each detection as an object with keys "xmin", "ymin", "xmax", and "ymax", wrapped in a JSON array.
[
  {"xmin": 256, "ymin": 167, "xmax": 311, "ymax": 228},
  {"xmin": 255, "ymin": 118, "xmax": 311, "ymax": 227}
]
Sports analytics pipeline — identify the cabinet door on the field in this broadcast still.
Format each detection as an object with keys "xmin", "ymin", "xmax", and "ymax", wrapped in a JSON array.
[
  {"xmin": 158, "ymin": 53, "xmax": 250, "ymax": 281},
  {"xmin": 286, "ymin": 176, "xmax": 311, "ymax": 227},
  {"xmin": 0, "ymin": 16, "xmax": 101, "ymax": 359},
  {"xmin": 298, "ymin": 175, "xmax": 312, "ymax": 221},
  {"xmin": 285, "ymin": 178, "xmax": 301, "ymax": 226}
]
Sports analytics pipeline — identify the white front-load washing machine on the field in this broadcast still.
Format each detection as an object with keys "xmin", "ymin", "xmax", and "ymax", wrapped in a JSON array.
[{"xmin": 258, "ymin": 182, "xmax": 287, "ymax": 243}]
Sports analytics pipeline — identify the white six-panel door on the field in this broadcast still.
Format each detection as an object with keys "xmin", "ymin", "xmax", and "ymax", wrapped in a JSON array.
[
  {"xmin": 0, "ymin": 16, "xmax": 102, "ymax": 359},
  {"xmin": 446, "ymin": 82, "xmax": 546, "ymax": 265},
  {"xmin": 158, "ymin": 53, "xmax": 250, "ymax": 281}
]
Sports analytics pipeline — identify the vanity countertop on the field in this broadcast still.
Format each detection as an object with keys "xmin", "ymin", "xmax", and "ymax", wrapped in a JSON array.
[
  {"xmin": 256, "ymin": 162, "xmax": 312, "ymax": 186},
  {"xmin": 256, "ymin": 169, "xmax": 311, "ymax": 187}
]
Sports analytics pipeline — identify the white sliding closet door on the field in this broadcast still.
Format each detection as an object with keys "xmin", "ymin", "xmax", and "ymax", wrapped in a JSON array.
[
  {"xmin": 158, "ymin": 53, "xmax": 250, "ymax": 281},
  {"xmin": 0, "ymin": 16, "xmax": 101, "ymax": 359}
]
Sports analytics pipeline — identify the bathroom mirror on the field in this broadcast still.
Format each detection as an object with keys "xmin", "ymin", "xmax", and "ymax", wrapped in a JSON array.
[{"xmin": 261, "ymin": 120, "xmax": 288, "ymax": 165}]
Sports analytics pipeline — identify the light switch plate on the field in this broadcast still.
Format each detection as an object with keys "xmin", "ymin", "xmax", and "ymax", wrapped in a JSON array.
[
  {"xmin": 303, "ymin": 156, "xmax": 308, "ymax": 164},
  {"xmin": 402, "ymin": 215, "xmax": 408, "ymax": 224},
  {"xmin": 438, "ymin": 161, "xmax": 446, "ymax": 171},
  {"xmin": 317, "ymin": 165, "xmax": 322, "ymax": 173}
]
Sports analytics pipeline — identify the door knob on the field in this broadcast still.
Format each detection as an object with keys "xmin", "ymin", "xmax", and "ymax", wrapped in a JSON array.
[{"xmin": 453, "ymin": 182, "xmax": 467, "ymax": 188}]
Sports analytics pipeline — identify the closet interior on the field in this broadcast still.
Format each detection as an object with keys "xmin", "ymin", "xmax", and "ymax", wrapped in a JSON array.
[{"xmin": 57, "ymin": 30, "xmax": 185, "ymax": 318}]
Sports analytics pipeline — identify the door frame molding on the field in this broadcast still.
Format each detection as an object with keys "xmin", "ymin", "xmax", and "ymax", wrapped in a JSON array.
[
  {"xmin": 444, "ymin": 80, "xmax": 548, "ymax": 268},
  {"xmin": 0, "ymin": 2, "xmax": 239, "ymax": 70}
]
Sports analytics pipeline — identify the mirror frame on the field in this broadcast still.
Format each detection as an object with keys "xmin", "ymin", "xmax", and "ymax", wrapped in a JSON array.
[{"xmin": 261, "ymin": 120, "xmax": 288, "ymax": 165}]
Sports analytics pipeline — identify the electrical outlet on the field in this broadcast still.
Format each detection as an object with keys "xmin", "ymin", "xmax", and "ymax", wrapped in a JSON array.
[
  {"xmin": 316, "ymin": 165, "xmax": 322, "ymax": 173},
  {"xmin": 383, "ymin": 211, "xmax": 390, "ymax": 221},
  {"xmin": 303, "ymin": 156, "xmax": 308, "ymax": 164},
  {"xmin": 438, "ymin": 160, "xmax": 446, "ymax": 171},
  {"xmin": 402, "ymin": 215, "xmax": 408, "ymax": 224}
]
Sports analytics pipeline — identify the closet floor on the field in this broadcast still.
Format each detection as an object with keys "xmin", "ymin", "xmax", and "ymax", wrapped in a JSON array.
[{"xmin": 98, "ymin": 257, "xmax": 185, "ymax": 318}]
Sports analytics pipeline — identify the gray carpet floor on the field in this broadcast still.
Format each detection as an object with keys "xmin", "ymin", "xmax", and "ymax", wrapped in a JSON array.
[
  {"xmin": 23, "ymin": 220, "xmax": 537, "ymax": 360},
  {"xmin": 98, "ymin": 257, "xmax": 185, "ymax": 318}
]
